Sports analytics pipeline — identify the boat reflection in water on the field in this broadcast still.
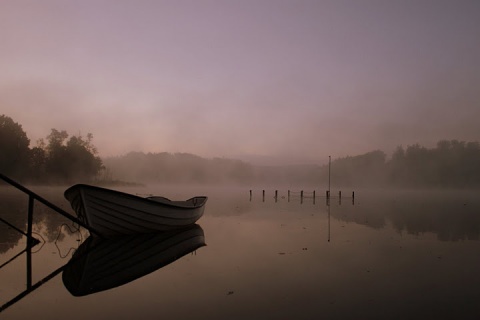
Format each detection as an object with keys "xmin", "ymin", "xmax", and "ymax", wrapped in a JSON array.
[{"xmin": 62, "ymin": 224, "xmax": 205, "ymax": 296}]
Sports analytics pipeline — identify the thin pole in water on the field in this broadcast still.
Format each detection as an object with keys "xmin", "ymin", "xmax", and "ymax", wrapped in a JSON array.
[{"xmin": 328, "ymin": 155, "xmax": 331, "ymax": 197}]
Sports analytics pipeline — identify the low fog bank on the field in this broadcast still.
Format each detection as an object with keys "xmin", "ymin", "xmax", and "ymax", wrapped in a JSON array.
[{"xmin": 102, "ymin": 140, "xmax": 480, "ymax": 189}]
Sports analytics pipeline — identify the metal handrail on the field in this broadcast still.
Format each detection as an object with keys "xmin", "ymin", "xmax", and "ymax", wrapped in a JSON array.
[
  {"xmin": 0, "ymin": 173, "xmax": 102, "ymax": 238},
  {"xmin": 0, "ymin": 257, "xmax": 68, "ymax": 312}
]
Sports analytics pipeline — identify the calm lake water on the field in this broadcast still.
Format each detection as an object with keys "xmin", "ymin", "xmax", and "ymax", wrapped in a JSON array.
[{"xmin": 1, "ymin": 185, "xmax": 480, "ymax": 319}]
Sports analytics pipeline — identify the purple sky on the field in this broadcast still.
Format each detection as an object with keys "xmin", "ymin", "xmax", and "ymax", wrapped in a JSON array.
[{"xmin": 1, "ymin": 0, "xmax": 479, "ymax": 164}]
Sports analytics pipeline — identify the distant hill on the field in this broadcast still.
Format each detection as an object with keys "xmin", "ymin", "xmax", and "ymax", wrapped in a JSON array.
[
  {"xmin": 101, "ymin": 140, "xmax": 480, "ymax": 188},
  {"xmin": 102, "ymin": 151, "xmax": 324, "ymax": 187}
]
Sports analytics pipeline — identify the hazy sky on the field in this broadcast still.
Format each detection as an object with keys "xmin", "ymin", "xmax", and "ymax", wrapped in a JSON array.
[{"xmin": 1, "ymin": 0, "xmax": 479, "ymax": 164}]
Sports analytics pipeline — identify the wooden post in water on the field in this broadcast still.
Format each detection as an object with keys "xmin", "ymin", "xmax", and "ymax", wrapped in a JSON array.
[
  {"xmin": 300, "ymin": 190, "xmax": 304, "ymax": 204},
  {"xmin": 352, "ymin": 191, "xmax": 355, "ymax": 205},
  {"xmin": 275, "ymin": 190, "xmax": 278, "ymax": 203},
  {"xmin": 262, "ymin": 190, "xmax": 265, "ymax": 202},
  {"xmin": 249, "ymin": 190, "xmax": 252, "ymax": 201},
  {"xmin": 313, "ymin": 190, "xmax": 316, "ymax": 205}
]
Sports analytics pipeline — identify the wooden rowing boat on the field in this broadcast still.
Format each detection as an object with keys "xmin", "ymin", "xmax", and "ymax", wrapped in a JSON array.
[{"xmin": 64, "ymin": 184, "xmax": 207, "ymax": 237}]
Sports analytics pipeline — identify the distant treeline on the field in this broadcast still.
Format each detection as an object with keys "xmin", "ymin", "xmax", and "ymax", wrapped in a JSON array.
[
  {"xmin": 2, "ymin": 114, "xmax": 480, "ymax": 188},
  {"xmin": 316, "ymin": 140, "xmax": 480, "ymax": 188},
  {"xmin": 104, "ymin": 140, "xmax": 480, "ymax": 188},
  {"xmin": 387, "ymin": 140, "xmax": 480, "ymax": 187},
  {"xmin": 0, "ymin": 115, "xmax": 103, "ymax": 183}
]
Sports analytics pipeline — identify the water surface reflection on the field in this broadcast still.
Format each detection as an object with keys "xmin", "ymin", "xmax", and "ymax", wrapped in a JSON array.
[
  {"xmin": 331, "ymin": 189, "xmax": 480, "ymax": 241},
  {"xmin": 1, "ymin": 186, "xmax": 480, "ymax": 319}
]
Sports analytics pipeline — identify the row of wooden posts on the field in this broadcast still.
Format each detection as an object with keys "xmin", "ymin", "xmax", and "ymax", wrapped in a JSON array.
[{"xmin": 249, "ymin": 189, "xmax": 355, "ymax": 204}]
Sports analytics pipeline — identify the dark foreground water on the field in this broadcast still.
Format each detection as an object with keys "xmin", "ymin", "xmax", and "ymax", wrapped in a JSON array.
[{"xmin": 1, "ymin": 185, "xmax": 480, "ymax": 320}]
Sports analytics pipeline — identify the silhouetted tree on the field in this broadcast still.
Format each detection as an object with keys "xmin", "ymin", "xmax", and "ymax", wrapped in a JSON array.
[
  {"xmin": 28, "ymin": 146, "xmax": 47, "ymax": 181},
  {"xmin": 44, "ymin": 129, "xmax": 70, "ymax": 180},
  {"xmin": 0, "ymin": 115, "xmax": 30, "ymax": 179},
  {"xmin": 43, "ymin": 129, "xmax": 103, "ymax": 182},
  {"xmin": 0, "ymin": 115, "xmax": 104, "ymax": 183},
  {"xmin": 65, "ymin": 134, "xmax": 103, "ymax": 179}
]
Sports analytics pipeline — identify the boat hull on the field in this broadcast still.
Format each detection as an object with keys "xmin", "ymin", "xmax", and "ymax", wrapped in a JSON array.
[{"xmin": 64, "ymin": 184, "xmax": 207, "ymax": 237}]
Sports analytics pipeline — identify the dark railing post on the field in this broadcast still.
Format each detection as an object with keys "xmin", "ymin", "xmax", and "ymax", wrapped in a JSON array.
[
  {"xmin": 26, "ymin": 195, "xmax": 34, "ymax": 289},
  {"xmin": 27, "ymin": 195, "xmax": 34, "ymax": 243},
  {"xmin": 26, "ymin": 243, "xmax": 32, "ymax": 289}
]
